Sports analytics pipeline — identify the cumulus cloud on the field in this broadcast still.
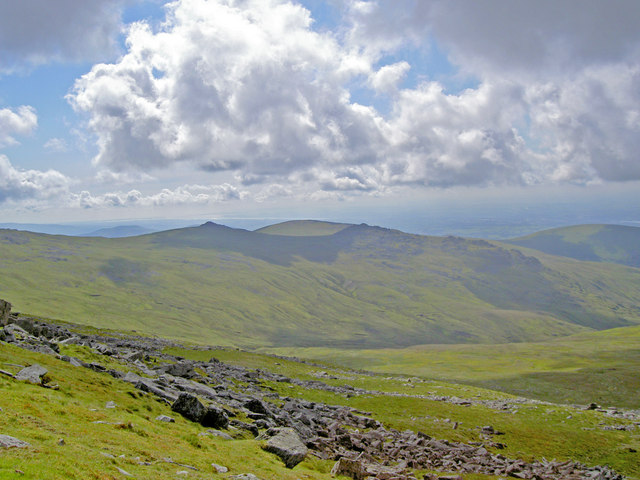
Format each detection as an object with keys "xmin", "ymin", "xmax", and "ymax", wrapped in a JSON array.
[
  {"xmin": 70, "ymin": 183, "xmax": 246, "ymax": 209},
  {"xmin": 0, "ymin": 0, "xmax": 126, "ymax": 71},
  {"xmin": 66, "ymin": 0, "xmax": 640, "ymax": 198},
  {"xmin": 0, "ymin": 155, "xmax": 70, "ymax": 204},
  {"xmin": 368, "ymin": 61, "xmax": 410, "ymax": 93},
  {"xmin": 0, "ymin": 106, "xmax": 37, "ymax": 147},
  {"xmin": 69, "ymin": 0, "xmax": 385, "ymax": 177}
]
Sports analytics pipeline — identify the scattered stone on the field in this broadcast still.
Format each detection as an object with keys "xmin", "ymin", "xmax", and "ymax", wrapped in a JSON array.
[
  {"xmin": 115, "ymin": 467, "xmax": 132, "ymax": 476},
  {"xmin": 105, "ymin": 401, "xmax": 117, "ymax": 409},
  {"xmin": 212, "ymin": 463, "xmax": 228, "ymax": 473},
  {"xmin": 0, "ymin": 435, "xmax": 30, "ymax": 449},
  {"xmin": 155, "ymin": 415, "xmax": 175, "ymax": 423},
  {"xmin": 15, "ymin": 364, "xmax": 48, "ymax": 385},
  {"xmin": 57, "ymin": 438, "xmax": 65, "ymax": 446},
  {"xmin": 0, "ymin": 311, "xmax": 631, "ymax": 480},
  {"xmin": 229, "ymin": 475, "xmax": 262, "ymax": 480}
]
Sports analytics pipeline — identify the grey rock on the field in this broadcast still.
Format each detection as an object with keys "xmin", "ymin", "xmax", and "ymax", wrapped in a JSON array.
[
  {"xmin": 330, "ymin": 457, "xmax": 366, "ymax": 480},
  {"xmin": 162, "ymin": 361, "xmax": 196, "ymax": 378},
  {"xmin": 15, "ymin": 364, "xmax": 48, "ymax": 385},
  {"xmin": 262, "ymin": 427, "xmax": 307, "ymax": 468},
  {"xmin": 0, "ymin": 299, "xmax": 11, "ymax": 326},
  {"xmin": 0, "ymin": 435, "xmax": 30, "ymax": 449},
  {"xmin": 201, "ymin": 429, "xmax": 233, "ymax": 440},
  {"xmin": 156, "ymin": 415, "xmax": 175, "ymax": 423},
  {"xmin": 105, "ymin": 401, "xmax": 117, "ymax": 409},
  {"xmin": 229, "ymin": 475, "xmax": 262, "ymax": 480},
  {"xmin": 172, "ymin": 393, "xmax": 206, "ymax": 423},
  {"xmin": 212, "ymin": 463, "xmax": 228, "ymax": 473},
  {"xmin": 201, "ymin": 405, "xmax": 229, "ymax": 429}
]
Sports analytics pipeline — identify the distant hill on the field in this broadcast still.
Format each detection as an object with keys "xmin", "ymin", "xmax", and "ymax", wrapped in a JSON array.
[
  {"xmin": 506, "ymin": 224, "xmax": 640, "ymax": 267},
  {"xmin": 83, "ymin": 225, "xmax": 155, "ymax": 238},
  {"xmin": 256, "ymin": 220, "xmax": 352, "ymax": 236},
  {"xmin": 0, "ymin": 222, "xmax": 639, "ymax": 348}
]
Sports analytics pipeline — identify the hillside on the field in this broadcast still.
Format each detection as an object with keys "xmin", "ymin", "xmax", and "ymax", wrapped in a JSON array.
[
  {"xmin": 83, "ymin": 225, "xmax": 155, "ymax": 238},
  {"xmin": 506, "ymin": 224, "xmax": 640, "ymax": 267},
  {"xmin": 0, "ymin": 313, "xmax": 637, "ymax": 479},
  {"xmin": 0, "ymin": 221, "xmax": 639, "ymax": 348},
  {"xmin": 268, "ymin": 324, "xmax": 640, "ymax": 409},
  {"xmin": 255, "ymin": 220, "xmax": 352, "ymax": 236}
]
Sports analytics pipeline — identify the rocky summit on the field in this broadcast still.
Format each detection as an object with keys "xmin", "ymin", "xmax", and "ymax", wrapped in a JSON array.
[{"xmin": 0, "ymin": 300, "xmax": 631, "ymax": 480}]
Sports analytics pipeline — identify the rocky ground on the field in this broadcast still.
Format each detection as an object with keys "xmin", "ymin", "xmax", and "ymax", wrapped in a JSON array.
[{"xmin": 0, "ymin": 302, "xmax": 629, "ymax": 480}]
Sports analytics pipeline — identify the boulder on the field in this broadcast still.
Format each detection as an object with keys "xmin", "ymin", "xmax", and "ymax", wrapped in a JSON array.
[
  {"xmin": 15, "ymin": 364, "xmax": 48, "ymax": 385},
  {"xmin": 330, "ymin": 457, "xmax": 366, "ymax": 480},
  {"xmin": 171, "ymin": 393, "xmax": 206, "ymax": 423},
  {"xmin": 262, "ymin": 427, "xmax": 307, "ymax": 468},
  {"xmin": 201, "ymin": 405, "xmax": 229, "ymax": 429},
  {"xmin": 0, "ymin": 435, "xmax": 29, "ymax": 449},
  {"xmin": 0, "ymin": 299, "xmax": 10, "ymax": 326}
]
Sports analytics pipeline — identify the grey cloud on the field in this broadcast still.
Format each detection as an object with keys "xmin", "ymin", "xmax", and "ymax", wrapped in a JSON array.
[
  {"xmin": 347, "ymin": 0, "xmax": 640, "ymax": 75},
  {"xmin": 0, "ymin": 0, "xmax": 127, "ymax": 70}
]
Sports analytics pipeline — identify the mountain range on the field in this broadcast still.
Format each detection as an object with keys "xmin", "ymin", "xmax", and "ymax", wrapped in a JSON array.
[{"xmin": 0, "ymin": 221, "xmax": 638, "ymax": 349}]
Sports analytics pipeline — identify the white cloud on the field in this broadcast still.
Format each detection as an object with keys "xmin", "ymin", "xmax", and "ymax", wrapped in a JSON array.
[
  {"xmin": 43, "ymin": 138, "xmax": 69, "ymax": 153},
  {"xmin": 368, "ymin": 61, "xmax": 410, "ymax": 93},
  {"xmin": 0, "ymin": 0, "xmax": 126, "ymax": 71},
  {"xmin": 64, "ymin": 0, "xmax": 640, "ymax": 200},
  {"xmin": 69, "ymin": 0, "xmax": 385, "ymax": 178},
  {"xmin": 0, "ymin": 106, "xmax": 37, "ymax": 147},
  {"xmin": 70, "ymin": 183, "xmax": 246, "ymax": 209},
  {"xmin": 0, "ymin": 155, "xmax": 70, "ymax": 204}
]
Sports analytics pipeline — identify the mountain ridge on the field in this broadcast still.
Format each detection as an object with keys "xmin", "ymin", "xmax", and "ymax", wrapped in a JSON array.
[{"xmin": 0, "ymin": 221, "xmax": 638, "ymax": 348}]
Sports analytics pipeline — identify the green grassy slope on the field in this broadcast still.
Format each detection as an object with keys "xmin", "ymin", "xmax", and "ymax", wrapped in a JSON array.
[
  {"xmin": 506, "ymin": 224, "xmax": 640, "ymax": 267},
  {"xmin": 0, "ymin": 223, "xmax": 639, "ymax": 348},
  {"xmin": 2, "ymin": 334, "xmax": 638, "ymax": 479},
  {"xmin": 268, "ymin": 324, "xmax": 640, "ymax": 409},
  {"xmin": 255, "ymin": 220, "xmax": 352, "ymax": 236}
]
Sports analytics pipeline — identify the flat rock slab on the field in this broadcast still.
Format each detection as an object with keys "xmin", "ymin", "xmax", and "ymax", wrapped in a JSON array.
[
  {"xmin": 15, "ymin": 364, "xmax": 48, "ymax": 384},
  {"xmin": 0, "ymin": 435, "xmax": 30, "ymax": 449},
  {"xmin": 262, "ymin": 427, "xmax": 307, "ymax": 468}
]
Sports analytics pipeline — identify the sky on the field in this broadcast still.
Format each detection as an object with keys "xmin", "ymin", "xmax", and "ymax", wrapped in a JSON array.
[{"xmin": 0, "ymin": 0, "xmax": 639, "ymax": 234}]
